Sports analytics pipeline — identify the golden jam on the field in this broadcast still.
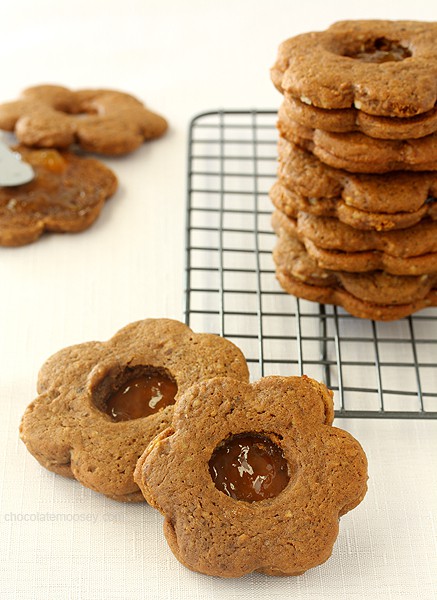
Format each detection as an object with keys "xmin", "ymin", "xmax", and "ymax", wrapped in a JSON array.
[
  {"xmin": 209, "ymin": 433, "xmax": 290, "ymax": 502},
  {"xmin": 106, "ymin": 373, "xmax": 177, "ymax": 421}
]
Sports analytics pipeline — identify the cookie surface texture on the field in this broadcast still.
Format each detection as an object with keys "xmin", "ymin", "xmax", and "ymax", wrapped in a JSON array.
[
  {"xmin": 271, "ymin": 20, "xmax": 437, "ymax": 117},
  {"xmin": 273, "ymin": 231, "xmax": 437, "ymax": 320},
  {"xmin": 20, "ymin": 319, "xmax": 249, "ymax": 502},
  {"xmin": 0, "ymin": 147, "xmax": 117, "ymax": 246},
  {"xmin": 283, "ymin": 210, "xmax": 437, "ymax": 275},
  {"xmin": 270, "ymin": 180, "xmax": 435, "ymax": 232},
  {"xmin": 278, "ymin": 107, "xmax": 437, "ymax": 173},
  {"xmin": 276, "ymin": 139, "xmax": 437, "ymax": 217},
  {"xmin": 282, "ymin": 95, "xmax": 437, "ymax": 141},
  {"xmin": 0, "ymin": 85, "xmax": 168, "ymax": 155},
  {"xmin": 134, "ymin": 375, "xmax": 368, "ymax": 577}
]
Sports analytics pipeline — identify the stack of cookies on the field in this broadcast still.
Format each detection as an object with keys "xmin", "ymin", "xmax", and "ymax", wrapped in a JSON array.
[{"xmin": 270, "ymin": 20, "xmax": 437, "ymax": 320}]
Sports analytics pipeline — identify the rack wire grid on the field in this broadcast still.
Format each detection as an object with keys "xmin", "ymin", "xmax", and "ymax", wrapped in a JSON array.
[{"xmin": 184, "ymin": 109, "xmax": 437, "ymax": 419}]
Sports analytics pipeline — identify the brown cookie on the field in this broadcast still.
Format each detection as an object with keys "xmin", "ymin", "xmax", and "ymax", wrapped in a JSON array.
[
  {"xmin": 0, "ymin": 85, "xmax": 168, "ymax": 155},
  {"xmin": 20, "ymin": 319, "xmax": 249, "ymax": 502},
  {"xmin": 271, "ymin": 224, "xmax": 338, "ymax": 287},
  {"xmin": 273, "ymin": 221, "xmax": 437, "ymax": 303},
  {"xmin": 271, "ymin": 20, "xmax": 437, "ymax": 118},
  {"xmin": 270, "ymin": 180, "xmax": 432, "ymax": 232},
  {"xmin": 282, "ymin": 94, "xmax": 437, "ymax": 140},
  {"xmin": 0, "ymin": 146, "xmax": 117, "ymax": 246},
  {"xmin": 273, "ymin": 209, "xmax": 437, "ymax": 277},
  {"xmin": 273, "ymin": 231, "xmax": 437, "ymax": 319},
  {"xmin": 277, "ymin": 138, "xmax": 437, "ymax": 221},
  {"xmin": 288, "ymin": 211, "xmax": 437, "ymax": 275},
  {"xmin": 134, "ymin": 375, "xmax": 367, "ymax": 577},
  {"xmin": 278, "ymin": 106, "xmax": 437, "ymax": 173}
]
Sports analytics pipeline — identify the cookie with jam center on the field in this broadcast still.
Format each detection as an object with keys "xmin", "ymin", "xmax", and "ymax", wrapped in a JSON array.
[
  {"xmin": 134, "ymin": 375, "xmax": 367, "ymax": 577},
  {"xmin": 271, "ymin": 20, "xmax": 437, "ymax": 118},
  {"xmin": 20, "ymin": 319, "xmax": 249, "ymax": 502},
  {"xmin": 0, "ymin": 146, "xmax": 118, "ymax": 246}
]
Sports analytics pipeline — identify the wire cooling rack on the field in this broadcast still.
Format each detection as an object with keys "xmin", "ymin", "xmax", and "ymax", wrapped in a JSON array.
[{"xmin": 184, "ymin": 110, "xmax": 437, "ymax": 419}]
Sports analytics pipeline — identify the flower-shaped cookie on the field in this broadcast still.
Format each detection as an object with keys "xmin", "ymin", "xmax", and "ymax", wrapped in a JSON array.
[
  {"xmin": 0, "ymin": 147, "xmax": 117, "ymax": 246},
  {"xmin": 271, "ymin": 20, "xmax": 437, "ymax": 118},
  {"xmin": 276, "ymin": 209, "xmax": 437, "ymax": 276},
  {"xmin": 0, "ymin": 85, "xmax": 168, "ymax": 155},
  {"xmin": 134, "ymin": 375, "xmax": 368, "ymax": 577},
  {"xmin": 274, "ymin": 139, "xmax": 437, "ymax": 231},
  {"xmin": 278, "ymin": 104, "xmax": 437, "ymax": 173},
  {"xmin": 20, "ymin": 319, "xmax": 249, "ymax": 502}
]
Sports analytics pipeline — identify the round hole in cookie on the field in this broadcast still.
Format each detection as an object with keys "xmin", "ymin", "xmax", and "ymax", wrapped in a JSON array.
[
  {"xmin": 95, "ymin": 366, "xmax": 178, "ymax": 422},
  {"xmin": 341, "ymin": 37, "xmax": 412, "ymax": 63},
  {"xmin": 209, "ymin": 433, "xmax": 291, "ymax": 502}
]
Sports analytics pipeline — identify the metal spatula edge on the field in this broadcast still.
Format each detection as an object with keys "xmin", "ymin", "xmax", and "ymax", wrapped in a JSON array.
[{"xmin": 0, "ymin": 134, "xmax": 34, "ymax": 186}]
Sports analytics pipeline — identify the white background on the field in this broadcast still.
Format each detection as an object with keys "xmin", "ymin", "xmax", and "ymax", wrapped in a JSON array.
[{"xmin": 0, "ymin": 1, "xmax": 436, "ymax": 599}]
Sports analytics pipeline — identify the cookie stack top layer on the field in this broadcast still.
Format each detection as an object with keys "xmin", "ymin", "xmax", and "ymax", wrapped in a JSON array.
[
  {"xmin": 272, "ymin": 20, "xmax": 437, "ymax": 117},
  {"xmin": 272, "ymin": 20, "xmax": 437, "ymax": 173}
]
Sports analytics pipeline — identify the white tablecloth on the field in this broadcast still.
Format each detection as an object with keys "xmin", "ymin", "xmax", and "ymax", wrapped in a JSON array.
[{"xmin": 1, "ymin": 1, "xmax": 436, "ymax": 598}]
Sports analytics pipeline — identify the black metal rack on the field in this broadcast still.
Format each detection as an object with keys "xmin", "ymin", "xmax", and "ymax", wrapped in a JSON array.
[{"xmin": 184, "ymin": 110, "xmax": 437, "ymax": 418}]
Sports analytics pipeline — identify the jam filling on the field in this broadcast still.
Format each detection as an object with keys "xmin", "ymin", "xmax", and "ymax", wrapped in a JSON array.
[
  {"xmin": 209, "ymin": 433, "xmax": 290, "ymax": 502},
  {"xmin": 105, "ymin": 371, "xmax": 177, "ymax": 421},
  {"xmin": 343, "ymin": 37, "xmax": 411, "ymax": 63}
]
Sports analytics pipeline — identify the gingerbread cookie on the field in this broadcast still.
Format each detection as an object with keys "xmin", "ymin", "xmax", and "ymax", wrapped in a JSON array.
[
  {"xmin": 273, "ymin": 230, "xmax": 337, "ymax": 288},
  {"xmin": 271, "ymin": 20, "xmax": 437, "ymax": 118},
  {"xmin": 277, "ymin": 139, "xmax": 437, "ymax": 223},
  {"xmin": 273, "ymin": 220, "xmax": 437, "ymax": 304},
  {"xmin": 20, "ymin": 319, "xmax": 249, "ymax": 502},
  {"xmin": 270, "ymin": 180, "xmax": 433, "ymax": 232},
  {"xmin": 134, "ymin": 375, "xmax": 367, "ymax": 577},
  {"xmin": 293, "ymin": 211, "xmax": 437, "ymax": 274},
  {"xmin": 0, "ymin": 146, "xmax": 117, "ymax": 246},
  {"xmin": 273, "ymin": 210, "xmax": 437, "ymax": 276},
  {"xmin": 273, "ymin": 231, "xmax": 437, "ymax": 320},
  {"xmin": 278, "ymin": 105, "xmax": 437, "ymax": 173},
  {"xmin": 0, "ymin": 85, "xmax": 168, "ymax": 155},
  {"xmin": 282, "ymin": 95, "xmax": 437, "ymax": 140}
]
